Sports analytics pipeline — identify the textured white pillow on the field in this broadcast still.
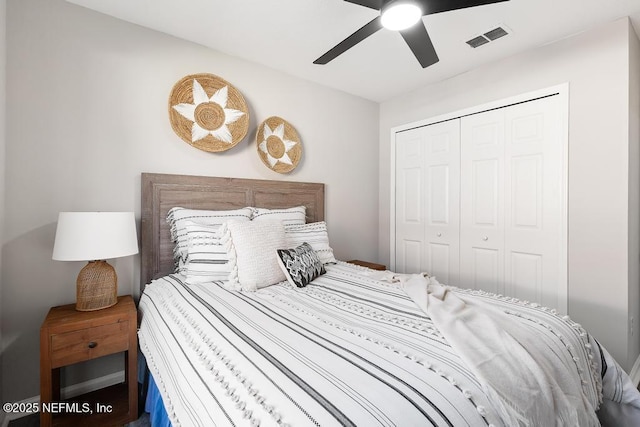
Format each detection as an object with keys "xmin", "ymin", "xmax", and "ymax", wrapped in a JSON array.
[
  {"xmin": 221, "ymin": 220, "xmax": 287, "ymax": 291},
  {"xmin": 250, "ymin": 206, "xmax": 306, "ymax": 226},
  {"xmin": 284, "ymin": 221, "xmax": 336, "ymax": 265},
  {"xmin": 167, "ymin": 207, "xmax": 253, "ymax": 272}
]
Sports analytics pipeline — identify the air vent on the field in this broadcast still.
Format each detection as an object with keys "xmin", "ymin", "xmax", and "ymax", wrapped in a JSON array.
[
  {"xmin": 484, "ymin": 27, "xmax": 508, "ymax": 41},
  {"xmin": 466, "ymin": 25, "xmax": 510, "ymax": 48},
  {"xmin": 466, "ymin": 36, "xmax": 490, "ymax": 48}
]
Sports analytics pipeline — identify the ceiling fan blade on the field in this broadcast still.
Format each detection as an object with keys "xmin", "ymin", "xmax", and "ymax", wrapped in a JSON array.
[
  {"xmin": 314, "ymin": 17, "xmax": 383, "ymax": 65},
  {"xmin": 344, "ymin": 0, "xmax": 382, "ymax": 10},
  {"xmin": 419, "ymin": 0, "xmax": 509, "ymax": 16},
  {"xmin": 400, "ymin": 23, "xmax": 439, "ymax": 68}
]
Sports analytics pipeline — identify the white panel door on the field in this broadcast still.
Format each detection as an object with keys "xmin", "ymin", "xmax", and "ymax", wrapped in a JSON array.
[
  {"xmin": 423, "ymin": 120, "xmax": 460, "ymax": 285},
  {"xmin": 460, "ymin": 110, "xmax": 505, "ymax": 294},
  {"xmin": 459, "ymin": 96, "xmax": 565, "ymax": 311},
  {"xmin": 395, "ymin": 120, "xmax": 460, "ymax": 284},
  {"xmin": 504, "ymin": 96, "xmax": 564, "ymax": 310},
  {"xmin": 395, "ymin": 128, "xmax": 424, "ymax": 274}
]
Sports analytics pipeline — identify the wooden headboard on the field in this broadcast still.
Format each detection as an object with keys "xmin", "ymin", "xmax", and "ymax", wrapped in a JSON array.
[{"xmin": 140, "ymin": 173, "xmax": 325, "ymax": 292}]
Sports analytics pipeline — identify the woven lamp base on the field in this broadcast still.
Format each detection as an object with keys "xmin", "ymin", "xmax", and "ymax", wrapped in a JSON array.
[{"xmin": 76, "ymin": 260, "xmax": 118, "ymax": 311}]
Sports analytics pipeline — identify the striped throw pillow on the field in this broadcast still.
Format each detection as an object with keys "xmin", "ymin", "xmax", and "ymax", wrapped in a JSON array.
[
  {"xmin": 250, "ymin": 206, "xmax": 306, "ymax": 227},
  {"xmin": 183, "ymin": 222, "xmax": 232, "ymax": 284},
  {"xmin": 284, "ymin": 221, "xmax": 336, "ymax": 265},
  {"xmin": 167, "ymin": 207, "xmax": 253, "ymax": 272}
]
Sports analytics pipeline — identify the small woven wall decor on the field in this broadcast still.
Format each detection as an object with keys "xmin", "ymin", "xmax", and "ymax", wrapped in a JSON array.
[
  {"xmin": 169, "ymin": 73, "xmax": 249, "ymax": 152},
  {"xmin": 256, "ymin": 116, "xmax": 303, "ymax": 174}
]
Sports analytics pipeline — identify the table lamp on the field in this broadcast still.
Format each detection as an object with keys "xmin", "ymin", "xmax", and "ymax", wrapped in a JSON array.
[{"xmin": 52, "ymin": 212, "xmax": 138, "ymax": 311}]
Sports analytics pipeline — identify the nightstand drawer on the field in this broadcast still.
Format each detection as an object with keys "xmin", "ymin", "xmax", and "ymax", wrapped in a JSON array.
[{"xmin": 50, "ymin": 321, "xmax": 130, "ymax": 368}]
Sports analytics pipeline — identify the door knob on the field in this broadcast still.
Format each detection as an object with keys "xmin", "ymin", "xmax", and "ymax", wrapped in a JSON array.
[
  {"xmin": 436, "ymin": 232, "xmax": 442, "ymax": 237},
  {"xmin": 482, "ymin": 236, "xmax": 488, "ymax": 241}
]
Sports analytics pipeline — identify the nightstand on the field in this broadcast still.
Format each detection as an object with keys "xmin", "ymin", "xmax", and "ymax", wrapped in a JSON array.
[
  {"xmin": 347, "ymin": 259, "xmax": 387, "ymax": 271},
  {"xmin": 40, "ymin": 295, "xmax": 137, "ymax": 427}
]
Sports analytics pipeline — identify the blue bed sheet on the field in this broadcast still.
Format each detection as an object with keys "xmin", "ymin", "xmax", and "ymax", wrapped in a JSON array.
[{"xmin": 145, "ymin": 373, "xmax": 172, "ymax": 427}]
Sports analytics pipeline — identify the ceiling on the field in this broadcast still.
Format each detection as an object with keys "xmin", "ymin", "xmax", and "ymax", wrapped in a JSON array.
[{"xmin": 66, "ymin": 0, "xmax": 640, "ymax": 102}]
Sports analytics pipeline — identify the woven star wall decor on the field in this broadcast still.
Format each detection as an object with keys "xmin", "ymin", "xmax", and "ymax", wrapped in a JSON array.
[
  {"xmin": 169, "ymin": 73, "xmax": 249, "ymax": 152},
  {"xmin": 256, "ymin": 116, "xmax": 302, "ymax": 173}
]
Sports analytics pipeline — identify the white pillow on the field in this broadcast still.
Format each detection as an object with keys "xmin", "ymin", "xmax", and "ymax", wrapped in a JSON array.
[
  {"xmin": 221, "ymin": 220, "xmax": 287, "ymax": 291},
  {"xmin": 250, "ymin": 206, "xmax": 306, "ymax": 226},
  {"xmin": 167, "ymin": 207, "xmax": 253, "ymax": 271},
  {"xmin": 183, "ymin": 222, "xmax": 232, "ymax": 284},
  {"xmin": 284, "ymin": 221, "xmax": 336, "ymax": 265}
]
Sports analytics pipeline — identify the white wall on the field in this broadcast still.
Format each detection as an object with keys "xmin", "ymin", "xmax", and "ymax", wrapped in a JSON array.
[
  {"xmin": 1, "ymin": 0, "xmax": 379, "ymax": 402},
  {"xmin": 379, "ymin": 18, "xmax": 639, "ymax": 371}
]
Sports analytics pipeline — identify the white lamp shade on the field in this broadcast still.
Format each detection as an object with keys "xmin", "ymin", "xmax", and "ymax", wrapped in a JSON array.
[{"xmin": 52, "ymin": 212, "xmax": 139, "ymax": 261}]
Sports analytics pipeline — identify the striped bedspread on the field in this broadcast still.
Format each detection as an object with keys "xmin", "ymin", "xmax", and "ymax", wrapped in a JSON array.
[{"xmin": 138, "ymin": 262, "xmax": 608, "ymax": 427}]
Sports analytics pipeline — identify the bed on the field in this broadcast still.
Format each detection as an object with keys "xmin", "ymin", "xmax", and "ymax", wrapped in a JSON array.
[{"xmin": 137, "ymin": 172, "xmax": 640, "ymax": 427}]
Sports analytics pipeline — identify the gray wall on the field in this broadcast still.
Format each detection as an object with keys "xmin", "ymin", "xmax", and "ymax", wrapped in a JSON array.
[
  {"xmin": 1, "ymin": 0, "xmax": 379, "ymax": 402},
  {"xmin": 629, "ymin": 21, "xmax": 640, "ymax": 369},
  {"xmin": 0, "ymin": 0, "xmax": 6, "ymax": 413},
  {"xmin": 379, "ymin": 18, "xmax": 640, "ymax": 371}
]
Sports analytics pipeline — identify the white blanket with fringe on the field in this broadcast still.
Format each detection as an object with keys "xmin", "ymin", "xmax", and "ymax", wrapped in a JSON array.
[
  {"xmin": 399, "ymin": 273, "xmax": 600, "ymax": 426},
  {"xmin": 363, "ymin": 270, "xmax": 640, "ymax": 427}
]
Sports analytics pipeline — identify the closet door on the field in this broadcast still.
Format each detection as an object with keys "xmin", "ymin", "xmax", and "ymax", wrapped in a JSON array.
[
  {"xmin": 504, "ymin": 96, "xmax": 564, "ymax": 309},
  {"xmin": 459, "ymin": 110, "xmax": 506, "ymax": 294},
  {"xmin": 395, "ymin": 128, "xmax": 425, "ymax": 273},
  {"xmin": 395, "ymin": 120, "xmax": 460, "ymax": 285},
  {"xmin": 459, "ymin": 96, "xmax": 565, "ymax": 307}
]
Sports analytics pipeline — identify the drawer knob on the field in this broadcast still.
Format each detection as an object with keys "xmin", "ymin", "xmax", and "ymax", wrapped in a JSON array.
[{"xmin": 88, "ymin": 341, "xmax": 97, "ymax": 349}]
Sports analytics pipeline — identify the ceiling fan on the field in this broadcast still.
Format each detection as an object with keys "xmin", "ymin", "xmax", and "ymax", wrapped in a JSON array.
[{"xmin": 314, "ymin": 0, "xmax": 509, "ymax": 68}]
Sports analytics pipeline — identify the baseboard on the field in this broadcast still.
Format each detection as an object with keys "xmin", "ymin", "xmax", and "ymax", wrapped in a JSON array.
[
  {"xmin": 630, "ymin": 353, "xmax": 640, "ymax": 387},
  {"xmin": 1, "ymin": 370, "xmax": 124, "ymax": 427},
  {"xmin": 61, "ymin": 370, "xmax": 124, "ymax": 399}
]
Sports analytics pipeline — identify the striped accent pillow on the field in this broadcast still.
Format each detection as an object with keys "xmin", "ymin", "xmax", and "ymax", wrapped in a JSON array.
[
  {"xmin": 183, "ymin": 222, "xmax": 231, "ymax": 284},
  {"xmin": 284, "ymin": 221, "xmax": 336, "ymax": 265},
  {"xmin": 250, "ymin": 206, "xmax": 306, "ymax": 226},
  {"xmin": 167, "ymin": 207, "xmax": 253, "ymax": 272}
]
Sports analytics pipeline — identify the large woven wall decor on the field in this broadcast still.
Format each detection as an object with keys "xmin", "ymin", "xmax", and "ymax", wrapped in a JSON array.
[
  {"xmin": 169, "ymin": 73, "xmax": 249, "ymax": 152},
  {"xmin": 256, "ymin": 116, "xmax": 303, "ymax": 174}
]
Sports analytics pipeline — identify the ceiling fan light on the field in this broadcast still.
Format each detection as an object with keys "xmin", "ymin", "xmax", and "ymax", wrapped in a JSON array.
[{"xmin": 381, "ymin": 2, "xmax": 422, "ymax": 31}]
